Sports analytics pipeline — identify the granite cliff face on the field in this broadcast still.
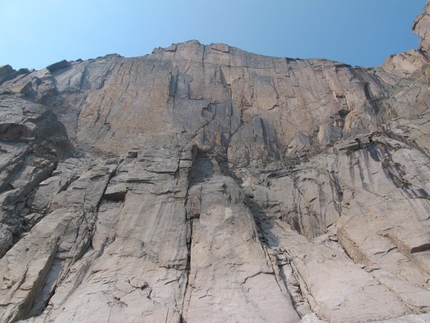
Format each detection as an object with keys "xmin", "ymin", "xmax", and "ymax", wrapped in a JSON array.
[{"xmin": 1, "ymin": 3, "xmax": 430, "ymax": 323}]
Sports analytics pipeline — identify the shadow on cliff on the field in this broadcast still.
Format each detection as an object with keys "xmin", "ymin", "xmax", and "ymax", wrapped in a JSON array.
[
  {"xmin": 244, "ymin": 196, "xmax": 279, "ymax": 248},
  {"xmin": 188, "ymin": 150, "xmax": 214, "ymax": 186}
]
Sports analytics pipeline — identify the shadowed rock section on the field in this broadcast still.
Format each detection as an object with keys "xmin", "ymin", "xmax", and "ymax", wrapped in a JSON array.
[{"xmin": 1, "ymin": 2, "xmax": 430, "ymax": 323}]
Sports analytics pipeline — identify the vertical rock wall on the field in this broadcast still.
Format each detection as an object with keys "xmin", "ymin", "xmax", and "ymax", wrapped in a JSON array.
[{"xmin": 0, "ymin": 2, "xmax": 430, "ymax": 322}]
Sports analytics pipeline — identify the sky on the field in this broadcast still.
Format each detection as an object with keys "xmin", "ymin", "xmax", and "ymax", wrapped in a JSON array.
[{"xmin": 0, "ymin": 0, "xmax": 427, "ymax": 71}]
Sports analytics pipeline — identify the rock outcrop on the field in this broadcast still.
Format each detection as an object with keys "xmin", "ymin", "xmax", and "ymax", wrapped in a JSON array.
[{"xmin": 1, "ymin": 2, "xmax": 430, "ymax": 323}]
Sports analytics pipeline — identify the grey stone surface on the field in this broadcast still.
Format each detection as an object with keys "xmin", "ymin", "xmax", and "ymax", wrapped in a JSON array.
[{"xmin": 0, "ymin": 2, "xmax": 429, "ymax": 322}]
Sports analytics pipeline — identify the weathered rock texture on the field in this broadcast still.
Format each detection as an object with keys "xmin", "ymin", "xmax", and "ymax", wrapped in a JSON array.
[{"xmin": 0, "ymin": 3, "xmax": 430, "ymax": 323}]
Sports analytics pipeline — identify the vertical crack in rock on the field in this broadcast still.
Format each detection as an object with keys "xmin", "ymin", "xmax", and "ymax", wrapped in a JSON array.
[
  {"xmin": 180, "ymin": 149, "xmax": 299, "ymax": 322},
  {"xmin": 275, "ymin": 251, "xmax": 313, "ymax": 318},
  {"xmin": 181, "ymin": 145, "xmax": 198, "ymax": 322},
  {"xmin": 243, "ymin": 189, "xmax": 312, "ymax": 319}
]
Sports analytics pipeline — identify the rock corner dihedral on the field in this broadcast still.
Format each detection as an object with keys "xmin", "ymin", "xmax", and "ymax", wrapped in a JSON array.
[{"xmin": 1, "ymin": 2, "xmax": 430, "ymax": 323}]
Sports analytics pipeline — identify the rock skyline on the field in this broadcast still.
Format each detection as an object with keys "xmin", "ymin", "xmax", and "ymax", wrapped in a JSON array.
[{"xmin": 0, "ymin": 2, "xmax": 430, "ymax": 323}]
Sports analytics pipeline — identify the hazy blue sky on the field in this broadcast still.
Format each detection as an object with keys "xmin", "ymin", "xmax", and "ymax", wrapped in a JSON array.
[{"xmin": 0, "ymin": 0, "xmax": 427, "ymax": 70}]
